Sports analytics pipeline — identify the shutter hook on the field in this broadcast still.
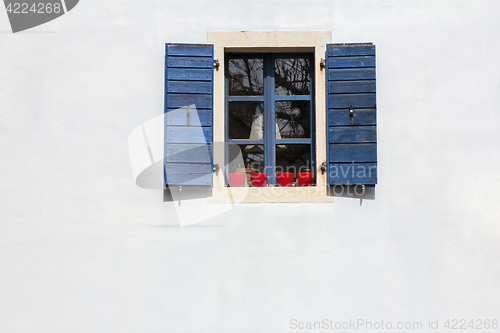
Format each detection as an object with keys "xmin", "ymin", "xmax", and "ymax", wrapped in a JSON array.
[
  {"xmin": 349, "ymin": 105, "xmax": 354, "ymax": 125},
  {"xmin": 214, "ymin": 59, "xmax": 220, "ymax": 70}
]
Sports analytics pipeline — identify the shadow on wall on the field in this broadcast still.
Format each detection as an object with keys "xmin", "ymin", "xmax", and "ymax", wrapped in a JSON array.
[
  {"xmin": 163, "ymin": 186, "xmax": 211, "ymax": 202},
  {"xmin": 162, "ymin": 186, "xmax": 376, "ymax": 202},
  {"xmin": 127, "ymin": 107, "xmax": 376, "ymax": 206},
  {"xmin": 328, "ymin": 185, "xmax": 376, "ymax": 201}
]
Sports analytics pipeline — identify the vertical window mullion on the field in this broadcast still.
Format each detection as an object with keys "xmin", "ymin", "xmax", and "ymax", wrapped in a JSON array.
[
  {"xmin": 224, "ymin": 56, "xmax": 229, "ymax": 185},
  {"xmin": 264, "ymin": 54, "xmax": 276, "ymax": 185},
  {"xmin": 309, "ymin": 53, "xmax": 315, "ymax": 175}
]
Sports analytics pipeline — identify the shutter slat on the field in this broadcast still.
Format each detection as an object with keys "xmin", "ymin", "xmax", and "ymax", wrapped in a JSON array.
[
  {"xmin": 166, "ymin": 44, "xmax": 213, "ymax": 57},
  {"xmin": 328, "ymin": 93, "xmax": 376, "ymax": 109},
  {"xmin": 165, "ymin": 163, "xmax": 212, "ymax": 186},
  {"xmin": 167, "ymin": 56, "xmax": 212, "ymax": 68},
  {"xmin": 329, "ymin": 143, "xmax": 377, "ymax": 163},
  {"xmin": 328, "ymin": 109, "xmax": 376, "ymax": 126},
  {"xmin": 329, "ymin": 126, "xmax": 377, "ymax": 143},
  {"xmin": 165, "ymin": 163, "xmax": 212, "ymax": 175},
  {"xmin": 164, "ymin": 170, "xmax": 212, "ymax": 186},
  {"xmin": 167, "ymin": 68, "xmax": 212, "ymax": 81},
  {"xmin": 166, "ymin": 94, "xmax": 212, "ymax": 109},
  {"xmin": 166, "ymin": 126, "xmax": 212, "ymax": 144},
  {"xmin": 167, "ymin": 81, "xmax": 212, "ymax": 94},
  {"xmin": 327, "ymin": 44, "xmax": 375, "ymax": 56},
  {"xmin": 165, "ymin": 108, "xmax": 212, "ymax": 126},
  {"xmin": 166, "ymin": 145, "xmax": 212, "ymax": 163},
  {"xmin": 327, "ymin": 43, "xmax": 377, "ymax": 185},
  {"xmin": 329, "ymin": 163, "xmax": 377, "ymax": 185},
  {"xmin": 328, "ymin": 56, "xmax": 375, "ymax": 68},
  {"xmin": 329, "ymin": 68, "xmax": 376, "ymax": 81},
  {"xmin": 328, "ymin": 80, "xmax": 376, "ymax": 94},
  {"xmin": 165, "ymin": 43, "xmax": 214, "ymax": 187}
]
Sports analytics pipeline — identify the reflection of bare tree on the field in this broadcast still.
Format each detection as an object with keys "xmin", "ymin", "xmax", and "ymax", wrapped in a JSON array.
[
  {"xmin": 275, "ymin": 58, "xmax": 311, "ymax": 139},
  {"xmin": 229, "ymin": 57, "xmax": 310, "ymax": 96},
  {"xmin": 274, "ymin": 58, "xmax": 312, "ymax": 171},
  {"xmin": 229, "ymin": 57, "xmax": 311, "ymax": 139},
  {"xmin": 275, "ymin": 58, "xmax": 310, "ymax": 95},
  {"xmin": 228, "ymin": 59, "xmax": 264, "ymax": 140},
  {"xmin": 275, "ymin": 101, "xmax": 310, "ymax": 138},
  {"xmin": 227, "ymin": 56, "xmax": 312, "ymax": 172},
  {"xmin": 276, "ymin": 144, "xmax": 311, "ymax": 174},
  {"xmin": 228, "ymin": 103, "xmax": 264, "ymax": 139},
  {"xmin": 229, "ymin": 59, "xmax": 264, "ymax": 95},
  {"xmin": 246, "ymin": 151, "xmax": 264, "ymax": 172},
  {"xmin": 227, "ymin": 144, "xmax": 264, "ymax": 173}
]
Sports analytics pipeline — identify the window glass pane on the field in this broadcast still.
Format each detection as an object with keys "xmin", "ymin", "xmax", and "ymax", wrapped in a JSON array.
[
  {"xmin": 275, "ymin": 144, "xmax": 312, "ymax": 176},
  {"xmin": 228, "ymin": 102, "xmax": 264, "ymax": 139},
  {"xmin": 275, "ymin": 57, "xmax": 311, "ymax": 96},
  {"xmin": 276, "ymin": 101, "xmax": 311, "ymax": 139},
  {"xmin": 227, "ymin": 144, "xmax": 265, "ymax": 174},
  {"xmin": 228, "ymin": 58, "xmax": 264, "ymax": 95}
]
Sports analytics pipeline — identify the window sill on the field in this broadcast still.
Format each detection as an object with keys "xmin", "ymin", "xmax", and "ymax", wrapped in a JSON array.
[{"xmin": 208, "ymin": 186, "xmax": 333, "ymax": 203}]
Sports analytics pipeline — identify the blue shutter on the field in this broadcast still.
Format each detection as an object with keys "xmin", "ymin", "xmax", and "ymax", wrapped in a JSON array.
[
  {"xmin": 326, "ymin": 43, "xmax": 377, "ymax": 185},
  {"xmin": 164, "ymin": 44, "xmax": 214, "ymax": 187}
]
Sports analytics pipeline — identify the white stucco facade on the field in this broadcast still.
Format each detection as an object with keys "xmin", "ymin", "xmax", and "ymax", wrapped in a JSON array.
[{"xmin": 1, "ymin": 1, "xmax": 499, "ymax": 332}]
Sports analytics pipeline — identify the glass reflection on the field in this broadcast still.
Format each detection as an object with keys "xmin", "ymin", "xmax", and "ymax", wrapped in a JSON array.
[
  {"xmin": 228, "ymin": 102, "xmax": 264, "ymax": 139},
  {"xmin": 227, "ymin": 144, "xmax": 265, "ymax": 174},
  {"xmin": 228, "ymin": 58, "xmax": 264, "ymax": 95},
  {"xmin": 275, "ymin": 145, "xmax": 311, "ymax": 175},
  {"xmin": 275, "ymin": 58, "xmax": 311, "ymax": 95},
  {"xmin": 275, "ymin": 101, "xmax": 311, "ymax": 138}
]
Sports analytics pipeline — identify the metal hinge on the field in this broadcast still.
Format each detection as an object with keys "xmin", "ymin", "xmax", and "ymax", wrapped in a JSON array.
[
  {"xmin": 213, "ymin": 163, "xmax": 220, "ymax": 174},
  {"xmin": 320, "ymin": 58, "xmax": 326, "ymax": 70},
  {"xmin": 321, "ymin": 162, "xmax": 327, "ymax": 174}
]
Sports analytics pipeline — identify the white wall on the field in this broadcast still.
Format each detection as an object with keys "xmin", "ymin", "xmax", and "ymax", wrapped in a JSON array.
[{"xmin": 1, "ymin": 1, "xmax": 499, "ymax": 332}]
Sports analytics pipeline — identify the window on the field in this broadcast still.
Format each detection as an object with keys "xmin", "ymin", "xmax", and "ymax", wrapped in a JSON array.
[
  {"xmin": 164, "ymin": 31, "xmax": 377, "ymax": 203},
  {"xmin": 225, "ymin": 53, "xmax": 315, "ymax": 186}
]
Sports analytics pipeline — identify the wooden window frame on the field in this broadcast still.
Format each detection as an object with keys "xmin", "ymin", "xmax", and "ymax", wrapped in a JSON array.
[
  {"xmin": 225, "ymin": 52, "xmax": 315, "ymax": 186},
  {"xmin": 207, "ymin": 31, "xmax": 332, "ymax": 203}
]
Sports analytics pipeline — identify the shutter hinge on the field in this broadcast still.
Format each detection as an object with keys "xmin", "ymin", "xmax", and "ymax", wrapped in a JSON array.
[
  {"xmin": 214, "ymin": 59, "xmax": 220, "ymax": 70},
  {"xmin": 320, "ymin": 58, "xmax": 326, "ymax": 70},
  {"xmin": 213, "ymin": 163, "xmax": 220, "ymax": 174},
  {"xmin": 320, "ymin": 162, "xmax": 327, "ymax": 174}
]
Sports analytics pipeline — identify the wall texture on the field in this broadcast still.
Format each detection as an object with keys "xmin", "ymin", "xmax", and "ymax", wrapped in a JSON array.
[{"xmin": 1, "ymin": 1, "xmax": 499, "ymax": 332}]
